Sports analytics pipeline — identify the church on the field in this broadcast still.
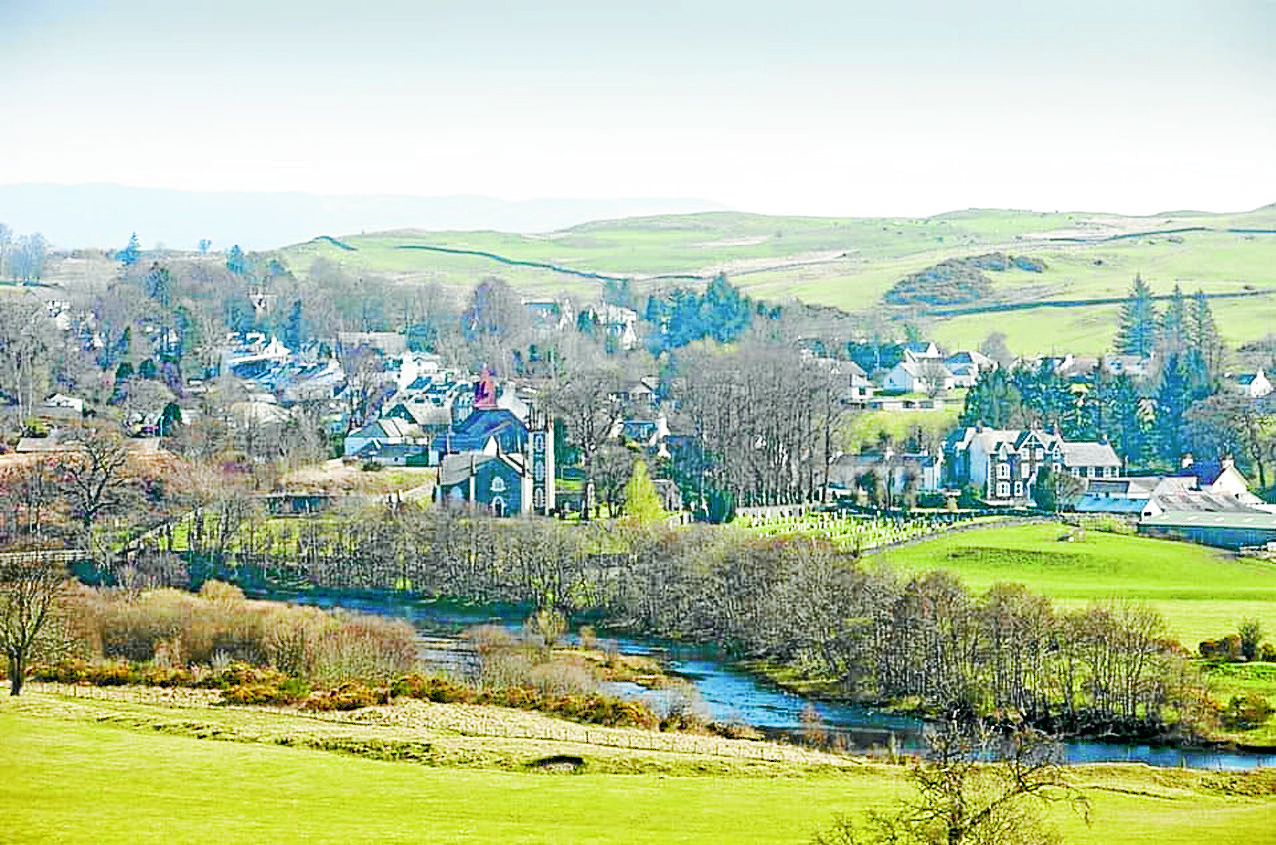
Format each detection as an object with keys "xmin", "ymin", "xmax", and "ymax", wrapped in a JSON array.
[{"xmin": 435, "ymin": 370, "xmax": 555, "ymax": 516}]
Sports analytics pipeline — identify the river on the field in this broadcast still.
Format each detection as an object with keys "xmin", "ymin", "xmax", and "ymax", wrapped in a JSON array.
[{"xmin": 267, "ymin": 590, "xmax": 1276, "ymax": 771}]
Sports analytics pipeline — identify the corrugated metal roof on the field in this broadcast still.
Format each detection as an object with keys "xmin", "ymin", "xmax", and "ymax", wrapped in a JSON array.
[{"xmin": 1142, "ymin": 511, "xmax": 1276, "ymax": 529}]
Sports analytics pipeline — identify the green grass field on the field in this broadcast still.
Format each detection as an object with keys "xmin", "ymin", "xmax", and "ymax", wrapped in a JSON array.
[
  {"xmin": 881, "ymin": 523, "xmax": 1276, "ymax": 648},
  {"xmin": 3, "ymin": 692, "xmax": 1274, "ymax": 844},
  {"xmin": 273, "ymin": 206, "xmax": 1276, "ymax": 355}
]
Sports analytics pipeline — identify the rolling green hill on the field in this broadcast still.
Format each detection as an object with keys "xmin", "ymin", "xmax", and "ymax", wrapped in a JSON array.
[{"xmin": 279, "ymin": 205, "xmax": 1276, "ymax": 356}]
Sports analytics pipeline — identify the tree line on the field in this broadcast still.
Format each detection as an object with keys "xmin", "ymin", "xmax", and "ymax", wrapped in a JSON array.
[{"xmin": 122, "ymin": 504, "xmax": 1210, "ymax": 741}]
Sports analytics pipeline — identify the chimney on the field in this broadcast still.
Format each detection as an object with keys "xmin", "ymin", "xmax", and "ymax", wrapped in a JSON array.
[{"xmin": 1180, "ymin": 452, "xmax": 1194, "ymax": 469}]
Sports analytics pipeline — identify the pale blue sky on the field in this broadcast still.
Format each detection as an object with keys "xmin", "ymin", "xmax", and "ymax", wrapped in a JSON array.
[{"xmin": 3, "ymin": 0, "xmax": 1273, "ymax": 216}]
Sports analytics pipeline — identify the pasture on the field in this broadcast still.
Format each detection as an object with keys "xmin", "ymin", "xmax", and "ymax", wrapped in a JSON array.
[
  {"xmin": 274, "ymin": 207, "xmax": 1276, "ymax": 355},
  {"xmin": 2, "ymin": 692, "xmax": 1274, "ymax": 844},
  {"xmin": 882, "ymin": 522, "xmax": 1276, "ymax": 648}
]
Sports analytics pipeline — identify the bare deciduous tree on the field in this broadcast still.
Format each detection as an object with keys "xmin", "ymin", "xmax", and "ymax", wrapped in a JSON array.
[{"xmin": 0, "ymin": 553, "xmax": 68, "ymax": 696}]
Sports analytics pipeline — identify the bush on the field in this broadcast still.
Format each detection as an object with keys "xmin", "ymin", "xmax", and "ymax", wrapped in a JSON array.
[
  {"xmin": 1220, "ymin": 694, "xmax": 1274, "ymax": 730},
  {"xmin": 1200, "ymin": 635, "xmax": 1243, "ymax": 661},
  {"xmin": 1239, "ymin": 618, "xmax": 1264, "ymax": 662},
  {"xmin": 391, "ymin": 674, "xmax": 473, "ymax": 704},
  {"xmin": 301, "ymin": 682, "xmax": 390, "ymax": 712}
]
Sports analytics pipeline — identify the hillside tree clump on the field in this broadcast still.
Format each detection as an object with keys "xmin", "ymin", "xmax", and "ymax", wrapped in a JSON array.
[{"xmin": 884, "ymin": 259, "xmax": 993, "ymax": 307}]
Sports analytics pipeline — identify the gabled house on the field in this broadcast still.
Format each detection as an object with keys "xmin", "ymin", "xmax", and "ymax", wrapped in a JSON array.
[
  {"xmin": 343, "ymin": 417, "xmax": 422, "ymax": 458},
  {"xmin": 611, "ymin": 416, "xmax": 671, "ymax": 457},
  {"xmin": 901, "ymin": 341, "xmax": 943, "ymax": 361},
  {"xmin": 1234, "ymin": 368, "xmax": 1273, "ymax": 399},
  {"xmin": 882, "ymin": 360, "xmax": 954, "ymax": 394},
  {"xmin": 829, "ymin": 449, "xmax": 944, "ymax": 497},
  {"xmin": 1101, "ymin": 354, "xmax": 1152, "ymax": 380},
  {"xmin": 588, "ymin": 304, "xmax": 639, "ymax": 350},
  {"xmin": 1166, "ymin": 455, "xmax": 1268, "ymax": 510},
  {"xmin": 524, "ymin": 299, "xmax": 572, "ymax": 332},
  {"xmin": 945, "ymin": 426, "xmax": 1121, "ymax": 504}
]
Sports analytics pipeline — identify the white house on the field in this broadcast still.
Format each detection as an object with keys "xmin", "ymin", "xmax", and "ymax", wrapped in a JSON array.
[
  {"xmin": 882, "ymin": 360, "xmax": 955, "ymax": 394},
  {"xmin": 1235, "ymin": 368, "xmax": 1273, "ymax": 399}
]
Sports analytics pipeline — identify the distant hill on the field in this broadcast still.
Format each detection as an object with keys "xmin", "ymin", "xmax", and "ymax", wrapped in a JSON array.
[
  {"xmin": 0, "ymin": 183, "xmax": 726, "ymax": 250},
  {"xmin": 274, "ymin": 205, "xmax": 1276, "ymax": 356}
]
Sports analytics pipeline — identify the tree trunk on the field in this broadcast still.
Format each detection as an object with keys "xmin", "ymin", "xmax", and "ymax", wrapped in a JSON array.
[{"xmin": 9, "ymin": 653, "xmax": 24, "ymax": 696}]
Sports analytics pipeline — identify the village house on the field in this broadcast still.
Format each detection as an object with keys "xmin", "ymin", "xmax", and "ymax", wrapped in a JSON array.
[
  {"xmin": 828, "ymin": 449, "xmax": 944, "ymax": 498},
  {"xmin": 945, "ymin": 426, "xmax": 1121, "ymax": 504},
  {"xmin": 1234, "ymin": 368, "xmax": 1273, "ymax": 399},
  {"xmin": 881, "ymin": 359, "xmax": 955, "ymax": 394}
]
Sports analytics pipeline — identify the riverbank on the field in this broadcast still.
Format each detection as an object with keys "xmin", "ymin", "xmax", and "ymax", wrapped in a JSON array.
[
  {"xmin": 738, "ymin": 657, "xmax": 1276, "ymax": 756},
  {"xmin": 4, "ymin": 688, "xmax": 1274, "ymax": 844}
]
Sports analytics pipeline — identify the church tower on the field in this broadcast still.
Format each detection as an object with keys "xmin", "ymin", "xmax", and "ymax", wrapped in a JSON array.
[{"xmin": 528, "ymin": 404, "xmax": 555, "ymax": 516}]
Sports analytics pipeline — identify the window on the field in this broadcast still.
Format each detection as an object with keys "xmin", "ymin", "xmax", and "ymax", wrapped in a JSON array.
[
  {"xmin": 1104, "ymin": 466, "xmax": 1115, "ymax": 478},
  {"xmin": 1087, "ymin": 466, "xmax": 1097, "ymax": 478},
  {"xmin": 1020, "ymin": 463, "xmax": 1030, "ymax": 479},
  {"xmin": 996, "ymin": 481, "xmax": 1011, "ymax": 498},
  {"xmin": 1013, "ymin": 481, "xmax": 1023, "ymax": 497},
  {"xmin": 532, "ymin": 488, "xmax": 546, "ymax": 510},
  {"xmin": 997, "ymin": 463, "xmax": 1010, "ymax": 479},
  {"xmin": 533, "ymin": 432, "xmax": 545, "ymax": 453},
  {"xmin": 533, "ymin": 460, "xmax": 545, "ymax": 481},
  {"xmin": 490, "ymin": 476, "xmax": 507, "ymax": 493},
  {"xmin": 1034, "ymin": 447, "xmax": 1044, "ymax": 460},
  {"xmin": 1071, "ymin": 467, "xmax": 1081, "ymax": 478}
]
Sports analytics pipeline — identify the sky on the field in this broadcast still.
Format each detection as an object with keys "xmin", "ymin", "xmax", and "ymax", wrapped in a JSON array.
[{"xmin": 2, "ymin": 0, "xmax": 1274, "ymax": 218}]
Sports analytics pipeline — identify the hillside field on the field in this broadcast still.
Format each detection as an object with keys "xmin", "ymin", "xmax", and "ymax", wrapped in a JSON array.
[
  {"xmin": 274, "ymin": 206, "xmax": 1276, "ymax": 355},
  {"xmin": 3, "ymin": 692, "xmax": 1274, "ymax": 844},
  {"xmin": 881, "ymin": 523, "xmax": 1276, "ymax": 648}
]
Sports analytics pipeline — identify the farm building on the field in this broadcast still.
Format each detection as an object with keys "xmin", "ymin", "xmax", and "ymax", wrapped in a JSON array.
[{"xmin": 1138, "ymin": 511, "xmax": 1276, "ymax": 550}]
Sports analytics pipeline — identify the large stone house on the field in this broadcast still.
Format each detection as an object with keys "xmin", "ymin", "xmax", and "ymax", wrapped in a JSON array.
[{"xmin": 945, "ymin": 426, "xmax": 1122, "ymax": 504}]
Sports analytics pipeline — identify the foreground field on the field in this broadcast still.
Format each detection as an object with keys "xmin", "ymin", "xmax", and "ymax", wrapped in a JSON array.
[
  {"xmin": 882, "ymin": 523, "xmax": 1276, "ymax": 648},
  {"xmin": 2, "ymin": 691, "xmax": 1274, "ymax": 844}
]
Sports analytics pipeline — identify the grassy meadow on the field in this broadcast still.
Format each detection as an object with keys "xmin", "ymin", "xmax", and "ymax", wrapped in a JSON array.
[
  {"xmin": 881, "ymin": 522, "xmax": 1276, "ymax": 649},
  {"xmin": 271, "ymin": 207, "xmax": 1276, "ymax": 355},
  {"xmin": 3, "ymin": 692, "xmax": 1275, "ymax": 844}
]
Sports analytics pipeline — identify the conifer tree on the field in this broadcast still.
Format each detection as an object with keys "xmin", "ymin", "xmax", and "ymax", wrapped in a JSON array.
[
  {"xmin": 1115, "ymin": 274, "xmax": 1159, "ymax": 357},
  {"xmin": 1188, "ymin": 289, "xmax": 1224, "ymax": 386},
  {"xmin": 1160, "ymin": 284, "xmax": 1188, "ymax": 352}
]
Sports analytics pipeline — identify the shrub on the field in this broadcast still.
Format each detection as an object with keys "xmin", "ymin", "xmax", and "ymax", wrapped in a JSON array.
[
  {"xmin": 301, "ymin": 682, "xmax": 390, "ymax": 712},
  {"xmin": 309, "ymin": 614, "xmax": 416, "ymax": 686},
  {"xmin": 391, "ymin": 674, "xmax": 473, "ymax": 704},
  {"xmin": 1200, "ymin": 635, "xmax": 1243, "ymax": 661},
  {"xmin": 1239, "ymin": 618, "xmax": 1264, "ymax": 662},
  {"xmin": 1220, "ymin": 694, "xmax": 1274, "ymax": 730},
  {"xmin": 222, "ymin": 683, "xmax": 294, "ymax": 706},
  {"xmin": 1260, "ymin": 643, "xmax": 1276, "ymax": 663}
]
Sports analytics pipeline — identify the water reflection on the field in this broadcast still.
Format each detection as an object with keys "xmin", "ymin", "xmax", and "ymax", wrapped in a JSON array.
[{"xmin": 251, "ymin": 590, "xmax": 1274, "ymax": 770}]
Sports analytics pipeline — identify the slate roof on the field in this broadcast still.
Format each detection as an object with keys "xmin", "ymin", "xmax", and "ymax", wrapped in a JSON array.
[
  {"xmin": 1169, "ymin": 460, "xmax": 1228, "ymax": 486},
  {"xmin": 1058, "ymin": 441, "xmax": 1121, "ymax": 468},
  {"xmin": 449, "ymin": 408, "xmax": 527, "ymax": 453},
  {"xmin": 438, "ymin": 451, "xmax": 527, "ymax": 486}
]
